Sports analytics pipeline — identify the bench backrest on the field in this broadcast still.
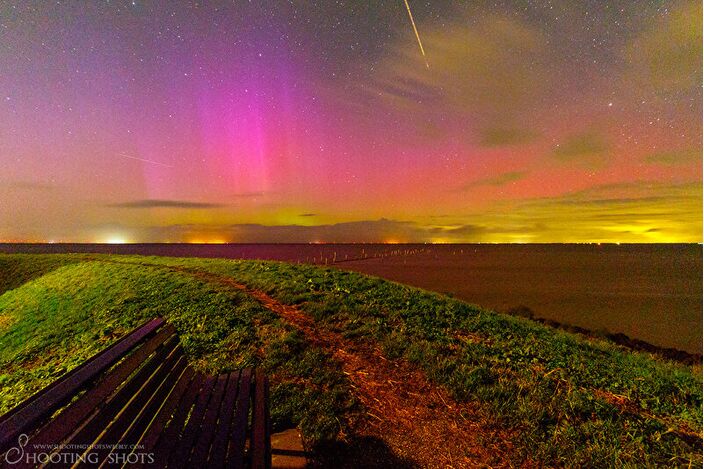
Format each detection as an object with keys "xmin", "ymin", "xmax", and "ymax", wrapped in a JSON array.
[{"xmin": 0, "ymin": 318, "xmax": 271, "ymax": 468}]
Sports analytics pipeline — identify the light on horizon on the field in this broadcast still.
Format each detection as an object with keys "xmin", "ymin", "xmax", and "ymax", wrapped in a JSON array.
[
  {"xmin": 105, "ymin": 236, "xmax": 128, "ymax": 244},
  {"xmin": 187, "ymin": 238, "xmax": 229, "ymax": 244}
]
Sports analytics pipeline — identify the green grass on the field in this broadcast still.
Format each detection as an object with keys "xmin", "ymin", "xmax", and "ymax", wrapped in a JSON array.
[
  {"xmin": 0, "ymin": 255, "xmax": 354, "ymax": 445},
  {"xmin": 0, "ymin": 253, "xmax": 701, "ymax": 466}
]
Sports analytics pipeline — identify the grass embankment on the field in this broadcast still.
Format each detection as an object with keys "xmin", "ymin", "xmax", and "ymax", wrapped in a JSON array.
[
  {"xmin": 0, "ymin": 254, "xmax": 701, "ymax": 467},
  {"xmin": 0, "ymin": 254, "xmax": 352, "ymax": 444}
]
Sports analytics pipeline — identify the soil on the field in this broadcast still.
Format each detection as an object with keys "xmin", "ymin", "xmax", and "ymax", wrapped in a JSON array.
[{"xmin": 168, "ymin": 265, "xmax": 516, "ymax": 468}]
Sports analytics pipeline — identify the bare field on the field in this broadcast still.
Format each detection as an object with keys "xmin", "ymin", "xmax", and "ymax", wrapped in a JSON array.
[
  {"xmin": 339, "ymin": 244, "xmax": 702, "ymax": 354},
  {"xmin": 1, "ymin": 243, "xmax": 700, "ymax": 353}
]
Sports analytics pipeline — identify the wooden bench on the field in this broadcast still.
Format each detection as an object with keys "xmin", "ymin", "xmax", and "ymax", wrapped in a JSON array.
[{"xmin": 0, "ymin": 318, "xmax": 271, "ymax": 468}]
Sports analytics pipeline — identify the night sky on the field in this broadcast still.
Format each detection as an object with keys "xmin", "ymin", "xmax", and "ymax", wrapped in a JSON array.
[{"xmin": 1, "ymin": 1, "xmax": 701, "ymax": 243}]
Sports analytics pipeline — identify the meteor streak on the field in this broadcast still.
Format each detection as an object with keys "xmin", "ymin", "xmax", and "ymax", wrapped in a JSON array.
[
  {"xmin": 403, "ymin": 0, "xmax": 429, "ymax": 69},
  {"xmin": 117, "ymin": 152, "xmax": 174, "ymax": 168}
]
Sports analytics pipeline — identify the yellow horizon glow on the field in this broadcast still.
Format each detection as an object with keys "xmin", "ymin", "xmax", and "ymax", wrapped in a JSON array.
[{"xmin": 187, "ymin": 238, "xmax": 229, "ymax": 244}]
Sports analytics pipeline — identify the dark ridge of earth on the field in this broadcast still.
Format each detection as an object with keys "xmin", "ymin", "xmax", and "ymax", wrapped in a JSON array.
[
  {"xmin": 504, "ymin": 305, "xmax": 702, "ymax": 365},
  {"xmin": 1, "ymin": 243, "xmax": 701, "ymax": 358}
]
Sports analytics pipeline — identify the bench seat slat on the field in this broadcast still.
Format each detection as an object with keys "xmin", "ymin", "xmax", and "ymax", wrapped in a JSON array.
[
  {"xmin": 85, "ymin": 346, "xmax": 186, "ymax": 467},
  {"xmin": 103, "ymin": 353, "xmax": 188, "ymax": 464},
  {"xmin": 0, "ymin": 318, "xmax": 165, "ymax": 453},
  {"xmin": 168, "ymin": 375, "xmax": 217, "ymax": 469},
  {"xmin": 208, "ymin": 371, "xmax": 242, "ymax": 469},
  {"xmin": 151, "ymin": 372, "xmax": 205, "ymax": 465},
  {"xmin": 189, "ymin": 373, "xmax": 228, "ymax": 465},
  {"xmin": 24, "ymin": 325, "xmax": 176, "ymax": 452},
  {"xmin": 251, "ymin": 369, "xmax": 271, "ymax": 469},
  {"xmin": 227, "ymin": 368, "xmax": 252, "ymax": 469},
  {"xmin": 136, "ymin": 366, "xmax": 196, "ymax": 454},
  {"xmin": 55, "ymin": 336, "xmax": 180, "ymax": 454}
]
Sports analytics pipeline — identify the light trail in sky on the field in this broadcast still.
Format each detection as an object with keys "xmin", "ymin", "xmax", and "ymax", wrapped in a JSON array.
[
  {"xmin": 117, "ymin": 152, "xmax": 174, "ymax": 168},
  {"xmin": 403, "ymin": 0, "xmax": 429, "ymax": 69}
]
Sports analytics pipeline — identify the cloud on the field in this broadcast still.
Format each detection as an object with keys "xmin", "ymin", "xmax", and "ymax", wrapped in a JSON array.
[
  {"xmin": 553, "ymin": 132, "xmax": 609, "ymax": 164},
  {"xmin": 624, "ymin": 1, "xmax": 702, "ymax": 96},
  {"xmin": 478, "ymin": 181, "xmax": 702, "ymax": 242},
  {"xmin": 479, "ymin": 128, "xmax": 537, "ymax": 147},
  {"xmin": 358, "ymin": 12, "xmax": 552, "ymax": 127},
  {"xmin": 6, "ymin": 181, "xmax": 56, "ymax": 191},
  {"xmin": 44, "ymin": 180, "xmax": 703, "ymax": 244},
  {"xmin": 128, "ymin": 219, "xmax": 428, "ymax": 243},
  {"xmin": 299, "ymin": 213, "xmax": 317, "ymax": 217},
  {"xmin": 644, "ymin": 149, "xmax": 700, "ymax": 166},
  {"xmin": 441, "ymin": 224, "xmax": 487, "ymax": 236},
  {"xmin": 107, "ymin": 199, "xmax": 224, "ymax": 209},
  {"xmin": 101, "ymin": 217, "xmax": 563, "ymax": 244},
  {"xmin": 91, "ymin": 218, "xmax": 514, "ymax": 244},
  {"xmin": 544, "ymin": 181, "xmax": 696, "ymax": 203},
  {"xmin": 459, "ymin": 171, "xmax": 527, "ymax": 191},
  {"xmin": 231, "ymin": 191, "xmax": 265, "ymax": 198}
]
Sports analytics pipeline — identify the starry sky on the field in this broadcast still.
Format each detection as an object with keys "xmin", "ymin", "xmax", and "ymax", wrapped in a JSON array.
[{"xmin": 0, "ymin": 0, "xmax": 701, "ymax": 243}]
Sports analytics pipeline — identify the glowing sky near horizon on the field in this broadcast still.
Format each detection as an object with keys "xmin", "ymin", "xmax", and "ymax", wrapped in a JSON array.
[{"xmin": 0, "ymin": 1, "xmax": 701, "ymax": 243}]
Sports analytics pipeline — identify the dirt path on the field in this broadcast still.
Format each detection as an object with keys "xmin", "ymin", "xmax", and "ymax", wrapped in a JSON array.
[
  {"xmin": 183, "ymin": 268, "xmax": 513, "ymax": 467},
  {"xmin": 97, "ymin": 259, "xmax": 514, "ymax": 467}
]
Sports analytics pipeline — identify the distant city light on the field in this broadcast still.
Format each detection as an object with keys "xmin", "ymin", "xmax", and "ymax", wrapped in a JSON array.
[
  {"xmin": 105, "ymin": 236, "xmax": 128, "ymax": 244},
  {"xmin": 187, "ymin": 238, "xmax": 228, "ymax": 244}
]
